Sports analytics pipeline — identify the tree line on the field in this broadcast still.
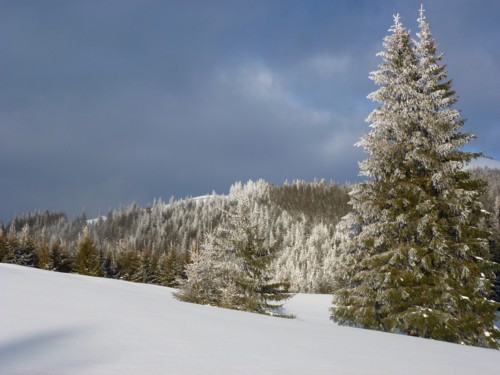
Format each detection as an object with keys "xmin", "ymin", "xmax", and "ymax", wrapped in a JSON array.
[
  {"xmin": 1, "ymin": 179, "xmax": 350, "ymax": 293},
  {"xmin": 1, "ymin": 170, "xmax": 498, "ymax": 299}
]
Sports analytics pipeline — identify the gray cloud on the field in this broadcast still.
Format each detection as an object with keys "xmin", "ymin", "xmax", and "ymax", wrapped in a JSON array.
[{"xmin": 1, "ymin": 0, "xmax": 499, "ymax": 222}]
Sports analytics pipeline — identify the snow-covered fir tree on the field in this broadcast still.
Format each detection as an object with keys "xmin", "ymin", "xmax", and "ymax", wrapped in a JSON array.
[
  {"xmin": 3, "ymin": 224, "xmax": 38, "ymax": 267},
  {"xmin": 175, "ymin": 233, "xmax": 222, "ymax": 305},
  {"xmin": 213, "ymin": 192, "xmax": 291, "ymax": 314},
  {"xmin": 176, "ymin": 192, "xmax": 291, "ymax": 315},
  {"xmin": 331, "ymin": 10, "xmax": 500, "ymax": 348}
]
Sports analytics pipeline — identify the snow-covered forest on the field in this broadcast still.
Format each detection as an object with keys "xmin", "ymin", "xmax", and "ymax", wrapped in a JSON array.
[
  {"xmin": 1, "ymin": 168, "xmax": 499, "ymax": 299},
  {"xmin": 1, "ymin": 180, "xmax": 351, "ymax": 293}
]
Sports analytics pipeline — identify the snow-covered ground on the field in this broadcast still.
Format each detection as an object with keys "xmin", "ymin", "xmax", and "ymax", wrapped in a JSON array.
[{"xmin": 1, "ymin": 264, "xmax": 499, "ymax": 375}]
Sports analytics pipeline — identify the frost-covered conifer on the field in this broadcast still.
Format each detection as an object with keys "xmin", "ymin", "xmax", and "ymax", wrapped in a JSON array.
[
  {"xmin": 175, "ymin": 233, "xmax": 221, "ymax": 305},
  {"xmin": 222, "ymin": 193, "xmax": 291, "ymax": 314},
  {"xmin": 4, "ymin": 225, "xmax": 39, "ymax": 267},
  {"xmin": 331, "ymin": 10, "xmax": 499, "ymax": 348},
  {"xmin": 136, "ymin": 247, "xmax": 160, "ymax": 284},
  {"xmin": 212, "ymin": 193, "xmax": 291, "ymax": 314},
  {"xmin": 115, "ymin": 238, "xmax": 140, "ymax": 281}
]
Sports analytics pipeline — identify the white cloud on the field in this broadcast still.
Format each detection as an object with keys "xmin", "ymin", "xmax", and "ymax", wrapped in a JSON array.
[
  {"xmin": 215, "ymin": 61, "xmax": 336, "ymax": 124},
  {"xmin": 212, "ymin": 61, "xmax": 364, "ymax": 180},
  {"xmin": 303, "ymin": 54, "xmax": 351, "ymax": 79},
  {"xmin": 216, "ymin": 61, "xmax": 287, "ymax": 103}
]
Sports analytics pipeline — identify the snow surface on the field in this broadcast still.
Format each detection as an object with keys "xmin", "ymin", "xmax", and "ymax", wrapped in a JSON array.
[
  {"xmin": 1, "ymin": 264, "xmax": 499, "ymax": 375},
  {"xmin": 86, "ymin": 215, "xmax": 107, "ymax": 225}
]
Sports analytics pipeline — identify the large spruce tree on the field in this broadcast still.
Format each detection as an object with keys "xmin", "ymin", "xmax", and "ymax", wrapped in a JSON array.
[{"xmin": 331, "ymin": 10, "xmax": 499, "ymax": 348}]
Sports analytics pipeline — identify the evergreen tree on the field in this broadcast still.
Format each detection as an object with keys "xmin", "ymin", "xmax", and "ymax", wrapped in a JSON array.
[
  {"xmin": 74, "ymin": 226, "xmax": 102, "ymax": 276},
  {"xmin": 214, "ymin": 194, "xmax": 291, "ymax": 314},
  {"xmin": 4, "ymin": 225, "xmax": 39, "ymax": 267},
  {"xmin": 176, "ymin": 194, "xmax": 291, "ymax": 315},
  {"xmin": 0, "ymin": 224, "xmax": 6, "ymax": 263},
  {"xmin": 136, "ymin": 247, "xmax": 160, "ymax": 284},
  {"xmin": 490, "ymin": 197, "xmax": 500, "ymax": 303},
  {"xmin": 331, "ymin": 11, "xmax": 499, "ymax": 348},
  {"xmin": 158, "ymin": 247, "xmax": 189, "ymax": 287},
  {"xmin": 50, "ymin": 241, "xmax": 73, "ymax": 273},
  {"xmin": 115, "ymin": 239, "xmax": 140, "ymax": 281},
  {"xmin": 158, "ymin": 249, "xmax": 179, "ymax": 287},
  {"xmin": 175, "ymin": 233, "xmax": 221, "ymax": 305},
  {"xmin": 37, "ymin": 242, "xmax": 52, "ymax": 270}
]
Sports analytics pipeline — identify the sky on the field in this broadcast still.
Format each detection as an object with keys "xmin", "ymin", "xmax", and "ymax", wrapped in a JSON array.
[{"xmin": 1, "ymin": 0, "xmax": 499, "ymax": 223}]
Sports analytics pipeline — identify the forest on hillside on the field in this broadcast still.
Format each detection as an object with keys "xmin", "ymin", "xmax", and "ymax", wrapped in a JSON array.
[
  {"xmin": 1, "ymin": 168, "xmax": 499, "ymax": 297},
  {"xmin": 1, "ymin": 179, "xmax": 349, "ymax": 293}
]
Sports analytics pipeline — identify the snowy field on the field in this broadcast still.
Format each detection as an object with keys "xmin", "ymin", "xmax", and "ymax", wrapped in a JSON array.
[{"xmin": 1, "ymin": 264, "xmax": 499, "ymax": 375}]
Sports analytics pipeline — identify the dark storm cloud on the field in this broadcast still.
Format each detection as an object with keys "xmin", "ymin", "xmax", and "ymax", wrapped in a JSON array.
[{"xmin": 1, "ymin": 0, "xmax": 499, "ymax": 222}]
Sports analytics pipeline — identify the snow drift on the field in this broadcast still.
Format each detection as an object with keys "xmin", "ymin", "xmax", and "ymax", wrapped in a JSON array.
[{"xmin": 1, "ymin": 264, "xmax": 499, "ymax": 374}]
